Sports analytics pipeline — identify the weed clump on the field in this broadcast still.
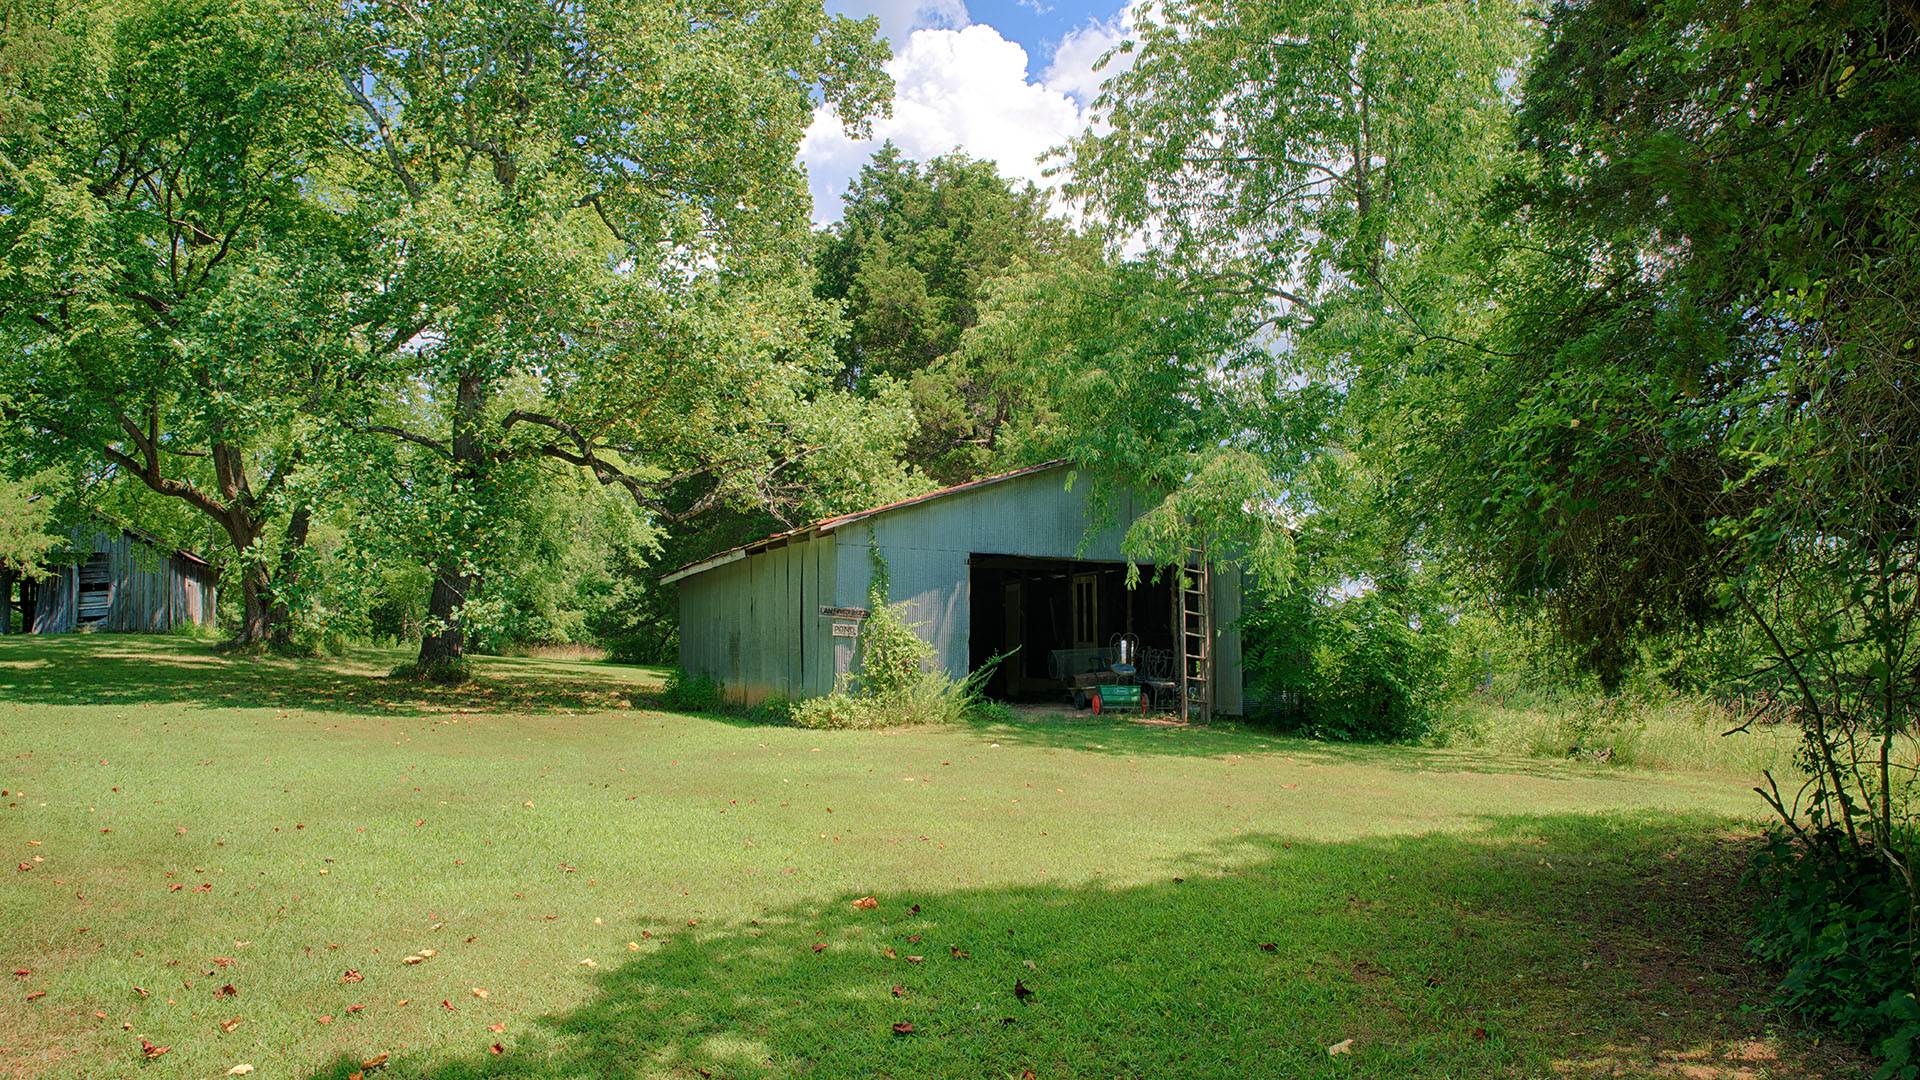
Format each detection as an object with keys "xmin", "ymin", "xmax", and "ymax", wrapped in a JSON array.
[{"xmin": 662, "ymin": 667, "xmax": 726, "ymax": 712}]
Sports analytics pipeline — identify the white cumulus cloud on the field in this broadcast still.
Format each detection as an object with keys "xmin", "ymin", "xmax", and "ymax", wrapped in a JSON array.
[
  {"xmin": 801, "ymin": 25, "xmax": 1091, "ymax": 222},
  {"xmin": 1041, "ymin": 2, "xmax": 1142, "ymax": 105}
]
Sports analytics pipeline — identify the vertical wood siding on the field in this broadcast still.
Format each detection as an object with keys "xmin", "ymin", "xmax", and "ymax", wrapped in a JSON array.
[{"xmin": 28, "ymin": 529, "xmax": 218, "ymax": 635}]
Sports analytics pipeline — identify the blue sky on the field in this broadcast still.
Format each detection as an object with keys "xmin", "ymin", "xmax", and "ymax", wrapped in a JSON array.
[{"xmin": 803, "ymin": 0, "xmax": 1138, "ymax": 223}]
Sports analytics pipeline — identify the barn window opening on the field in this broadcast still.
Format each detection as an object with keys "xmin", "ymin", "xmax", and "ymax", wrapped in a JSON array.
[
  {"xmin": 77, "ymin": 553, "xmax": 112, "ymax": 626},
  {"xmin": 967, "ymin": 555, "xmax": 1177, "ymax": 703}
]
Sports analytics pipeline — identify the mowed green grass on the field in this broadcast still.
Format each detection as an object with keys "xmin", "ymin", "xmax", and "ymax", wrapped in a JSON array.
[{"xmin": 0, "ymin": 637, "xmax": 1866, "ymax": 1079}]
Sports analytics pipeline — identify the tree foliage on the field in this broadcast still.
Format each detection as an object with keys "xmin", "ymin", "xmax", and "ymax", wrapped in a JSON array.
[
  {"xmin": 326, "ymin": 0, "xmax": 900, "ymax": 663},
  {"xmin": 0, "ymin": 0, "xmax": 348, "ymax": 645},
  {"xmin": 1438, "ymin": 0, "xmax": 1919, "ymax": 1057},
  {"xmin": 815, "ymin": 146, "xmax": 1095, "ymax": 484}
]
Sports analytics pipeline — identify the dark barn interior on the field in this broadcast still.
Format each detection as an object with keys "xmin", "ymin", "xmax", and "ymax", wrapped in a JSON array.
[{"xmin": 967, "ymin": 555, "xmax": 1177, "ymax": 702}]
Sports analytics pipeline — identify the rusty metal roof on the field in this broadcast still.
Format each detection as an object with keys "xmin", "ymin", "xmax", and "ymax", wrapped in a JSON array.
[{"xmin": 660, "ymin": 459, "xmax": 1072, "ymax": 584}]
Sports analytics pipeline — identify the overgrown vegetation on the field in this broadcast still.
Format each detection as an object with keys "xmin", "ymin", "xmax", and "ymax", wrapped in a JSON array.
[
  {"xmin": 793, "ymin": 549, "xmax": 999, "ymax": 729},
  {"xmin": 660, "ymin": 666, "xmax": 726, "ymax": 713},
  {"xmin": 1750, "ymin": 830, "xmax": 1920, "ymax": 1077}
]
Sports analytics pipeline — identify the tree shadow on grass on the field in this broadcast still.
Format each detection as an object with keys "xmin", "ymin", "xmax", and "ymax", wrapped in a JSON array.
[
  {"xmin": 963, "ymin": 713, "xmax": 1627, "ymax": 783},
  {"xmin": 0, "ymin": 634, "xmax": 668, "ymax": 718},
  {"xmin": 307, "ymin": 812, "xmax": 1868, "ymax": 1080}
]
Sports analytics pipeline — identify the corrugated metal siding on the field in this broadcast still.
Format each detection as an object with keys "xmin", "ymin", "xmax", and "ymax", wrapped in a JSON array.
[
  {"xmin": 830, "ymin": 468, "xmax": 1150, "ymax": 685},
  {"xmin": 676, "ymin": 533, "xmax": 837, "ymax": 706}
]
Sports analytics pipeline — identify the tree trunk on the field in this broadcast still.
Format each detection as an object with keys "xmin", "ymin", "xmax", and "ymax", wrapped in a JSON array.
[
  {"xmin": 418, "ymin": 367, "xmax": 487, "ymax": 665},
  {"xmin": 1, "ymin": 569, "xmax": 13, "ymax": 634},
  {"xmin": 232, "ymin": 558, "xmax": 273, "ymax": 648},
  {"xmin": 219, "ymin": 502, "xmax": 275, "ymax": 650},
  {"xmin": 418, "ymin": 571, "xmax": 473, "ymax": 663}
]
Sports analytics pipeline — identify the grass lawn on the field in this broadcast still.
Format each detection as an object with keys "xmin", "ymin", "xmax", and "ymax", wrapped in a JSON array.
[{"xmin": 0, "ymin": 636, "xmax": 1868, "ymax": 1079}]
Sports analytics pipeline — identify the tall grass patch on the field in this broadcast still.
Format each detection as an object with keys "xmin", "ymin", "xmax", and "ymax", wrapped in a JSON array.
[{"xmin": 1430, "ymin": 692, "xmax": 1810, "ymax": 775}]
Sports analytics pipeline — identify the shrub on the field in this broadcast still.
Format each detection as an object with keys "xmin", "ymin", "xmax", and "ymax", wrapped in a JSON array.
[
  {"xmin": 1749, "ymin": 829, "xmax": 1920, "ymax": 1078},
  {"xmin": 791, "ymin": 666, "xmax": 996, "ymax": 730},
  {"xmin": 1244, "ymin": 588, "xmax": 1440, "ymax": 742},
  {"xmin": 661, "ymin": 667, "xmax": 725, "ymax": 712},
  {"xmin": 745, "ymin": 696, "xmax": 797, "ymax": 726}
]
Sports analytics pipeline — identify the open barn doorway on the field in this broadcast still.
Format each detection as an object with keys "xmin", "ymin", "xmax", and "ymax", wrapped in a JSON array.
[{"xmin": 967, "ymin": 555, "xmax": 1176, "ymax": 704}]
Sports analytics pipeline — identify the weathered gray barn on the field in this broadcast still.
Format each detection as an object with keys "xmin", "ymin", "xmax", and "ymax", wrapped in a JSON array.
[
  {"xmin": 1, "ymin": 523, "xmax": 220, "ymax": 635},
  {"xmin": 666, "ymin": 461, "xmax": 1244, "ymax": 714}
]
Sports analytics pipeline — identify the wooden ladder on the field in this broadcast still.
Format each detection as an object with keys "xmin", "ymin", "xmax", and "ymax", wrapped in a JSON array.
[{"xmin": 1176, "ymin": 544, "xmax": 1212, "ymax": 724}]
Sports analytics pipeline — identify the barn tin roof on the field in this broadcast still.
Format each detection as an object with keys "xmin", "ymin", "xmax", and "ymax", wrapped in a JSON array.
[{"xmin": 659, "ymin": 459, "xmax": 1072, "ymax": 585}]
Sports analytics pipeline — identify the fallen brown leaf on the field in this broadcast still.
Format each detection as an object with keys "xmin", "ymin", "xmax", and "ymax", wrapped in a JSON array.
[
  {"xmin": 1327, "ymin": 1038, "xmax": 1354, "ymax": 1057},
  {"xmin": 851, "ymin": 896, "xmax": 878, "ymax": 910},
  {"xmin": 217, "ymin": 984, "xmax": 237, "ymax": 997},
  {"xmin": 219, "ymin": 1016, "xmax": 241, "ymax": 1033},
  {"xmin": 811, "ymin": 943, "xmax": 828, "ymax": 953},
  {"xmin": 362, "ymin": 1051, "xmax": 389, "ymax": 1069},
  {"xmin": 891, "ymin": 1021, "xmax": 914, "ymax": 1036},
  {"xmin": 140, "ymin": 1037, "xmax": 169, "ymax": 1059},
  {"xmin": 342, "ymin": 969, "xmax": 363, "ymax": 983},
  {"xmin": 491, "ymin": 1043, "xmax": 504, "ymax": 1055},
  {"xmin": 487, "ymin": 1022, "xmax": 506, "ymax": 1034}
]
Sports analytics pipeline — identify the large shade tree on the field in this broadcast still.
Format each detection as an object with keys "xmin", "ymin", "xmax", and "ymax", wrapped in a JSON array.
[
  {"xmin": 977, "ymin": 0, "xmax": 1529, "ymax": 582},
  {"xmin": 328, "ymin": 0, "xmax": 899, "ymax": 664},
  {"xmin": 0, "ymin": 0, "xmax": 351, "ymax": 646}
]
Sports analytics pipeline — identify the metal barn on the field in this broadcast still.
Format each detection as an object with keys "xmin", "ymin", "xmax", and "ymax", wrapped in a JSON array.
[
  {"xmin": 666, "ymin": 461, "xmax": 1244, "ymax": 715},
  {"xmin": 1, "ymin": 524, "xmax": 220, "ymax": 635}
]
